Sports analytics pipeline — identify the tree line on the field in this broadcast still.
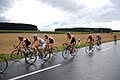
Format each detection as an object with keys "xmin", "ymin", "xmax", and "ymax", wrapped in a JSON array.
[
  {"xmin": 0, "ymin": 23, "xmax": 38, "ymax": 31},
  {"xmin": 55, "ymin": 27, "xmax": 113, "ymax": 33}
]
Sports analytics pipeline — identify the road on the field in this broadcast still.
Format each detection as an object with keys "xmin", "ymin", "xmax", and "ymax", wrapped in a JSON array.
[{"xmin": 0, "ymin": 41, "xmax": 120, "ymax": 80}]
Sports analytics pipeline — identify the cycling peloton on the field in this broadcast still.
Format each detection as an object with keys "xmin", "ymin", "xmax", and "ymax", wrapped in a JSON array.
[{"xmin": 63, "ymin": 32, "xmax": 76, "ymax": 53}]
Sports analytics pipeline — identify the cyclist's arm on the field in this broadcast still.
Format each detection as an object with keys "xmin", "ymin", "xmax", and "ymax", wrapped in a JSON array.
[
  {"xmin": 64, "ymin": 37, "xmax": 69, "ymax": 44},
  {"xmin": 30, "ymin": 40, "xmax": 36, "ymax": 47},
  {"xmin": 16, "ymin": 41, "xmax": 24, "ymax": 50},
  {"xmin": 86, "ymin": 38, "xmax": 89, "ymax": 43},
  {"xmin": 96, "ymin": 37, "xmax": 98, "ymax": 41},
  {"xmin": 17, "ymin": 41, "xmax": 21, "ymax": 47}
]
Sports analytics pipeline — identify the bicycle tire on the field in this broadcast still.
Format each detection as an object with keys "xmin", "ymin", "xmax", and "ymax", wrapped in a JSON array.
[
  {"xmin": 85, "ymin": 46, "xmax": 89, "ymax": 53},
  {"xmin": 0, "ymin": 57, "xmax": 8, "ymax": 74},
  {"xmin": 62, "ymin": 48, "xmax": 69, "ymax": 59},
  {"xmin": 91, "ymin": 45, "xmax": 95, "ymax": 52},
  {"xmin": 44, "ymin": 50, "xmax": 51, "ymax": 61},
  {"xmin": 11, "ymin": 50, "xmax": 22, "ymax": 62},
  {"xmin": 52, "ymin": 46, "xmax": 58, "ymax": 56},
  {"xmin": 71, "ymin": 48, "xmax": 78, "ymax": 56},
  {"xmin": 25, "ymin": 51, "xmax": 37, "ymax": 65}
]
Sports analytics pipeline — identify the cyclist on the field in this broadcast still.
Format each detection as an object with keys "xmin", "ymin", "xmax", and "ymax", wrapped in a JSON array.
[
  {"xmin": 44, "ymin": 34, "xmax": 55, "ymax": 51},
  {"xmin": 63, "ymin": 32, "xmax": 76, "ymax": 53},
  {"xmin": 113, "ymin": 34, "xmax": 117, "ymax": 43},
  {"xmin": 30, "ymin": 34, "xmax": 46, "ymax": 59},
  {"xmin": 96, "ymin": 34, "xmax": 102, "ymax": 46},
  {"xmin": 16, "ymin": 35, "xmax": 31, "ymax": 52},
  {"xmin": 86, "ymin": 34, "xmax": 94, "ymax": 50}
]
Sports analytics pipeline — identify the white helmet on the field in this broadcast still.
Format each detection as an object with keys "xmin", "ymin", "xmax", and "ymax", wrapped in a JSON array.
[
  {"xmin": 97, "ymin": 34, "xmax": 99, "ymax": 36},
  {"xmin": 33, "ymin": 34, "xmax": 38, "ymax": 38},
  {"xmin": 89, "ymin": 34, "xmax": 92, "ymax": 36}
]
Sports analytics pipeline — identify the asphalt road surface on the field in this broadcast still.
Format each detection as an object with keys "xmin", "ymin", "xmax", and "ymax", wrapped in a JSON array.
[{"xmin": 1, "ymin": 41, "xmax": 120, "ymax": 80}]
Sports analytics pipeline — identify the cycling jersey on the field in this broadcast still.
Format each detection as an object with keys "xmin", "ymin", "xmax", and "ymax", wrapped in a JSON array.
[
  {"xmin": 88, "ymin": 36, "xmax": 94, "ymax": 43},
  {"xmin": 114, "ymin": 35, "xmax": 117, "ymax": 39},
  {"xmin": 68, "ymin": 35, "xmax": 76, "ymax": 45},
  {"xmin": 37, "ymin": 38, "xmax": 46, "ymax": 49},
  {"xmin": 96, "ymin": 36, "xmax": 101, "ymax": 41},
  {"xmin": 45, "ymin": 36, "xmax": 55, "ymax": 44},
  {"xmin": 23, "ymin": 38, "xmax": 31, "ymax": 48}
]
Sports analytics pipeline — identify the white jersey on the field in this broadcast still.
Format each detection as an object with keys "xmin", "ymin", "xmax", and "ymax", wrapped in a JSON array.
[{"xmin": 38, "ymin": 38, "xmax": 45, "ymax": 45}]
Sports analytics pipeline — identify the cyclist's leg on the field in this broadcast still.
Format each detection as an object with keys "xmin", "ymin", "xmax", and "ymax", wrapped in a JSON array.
[
  {"xmin": 22, "ymin": 42, "xmax": 28, "ymax": 53},
  {"xmin": 49, "ymin": 39, "xmax": 54, "ymax": 52},
  {"xmin": 46, "ymin": 43, "xmax": 49, "ymax": 49},
  {"xmin": 72, "ymin": 44, "xmax": 75, "ymax": 52},
  {"xmin": 89, "ymin": 42, "xmax": 92, "ymax": 51},
  {"xmin": 41, "ymin": 43, "xmax": 46, "ymax": 59},
  {"xmin": 49, "ymin": 43, "xmax": 52, "ymax": 51},
  {"xmin": 99, "ymin": 40, "xmax": 101, "ymax": 45},
  {"xmin": 24, "ymin": 42, "xmax": 31, "ymax": 52}
]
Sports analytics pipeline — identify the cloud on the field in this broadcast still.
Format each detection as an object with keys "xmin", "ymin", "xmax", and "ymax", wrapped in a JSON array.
[
  {"xmin": 0, "ymin": 0, "xmax": 15, "ymax": 13},
  {"xmin": 1, "ymin": 0, "xmax": 120, "ymax": 30},
  {"xmin": 0, "ymin": 0, "xmax": 15, "ymax": 22},
  {"xmin": 0, "ymin": 16, "xmax": 11, "ymax": 22},
  {"xmin": 38, "ymin": 0, "xmax": 120, "ymax": 23},
  {"xmin": 38, "ymin": 0, "xmax": 85, "ymax": 13}
]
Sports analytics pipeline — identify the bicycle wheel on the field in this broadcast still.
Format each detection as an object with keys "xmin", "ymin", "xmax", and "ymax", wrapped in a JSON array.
[
  {"xmin": 44, "ymin": 50, "xmax": 51, "ymax": 61},
  {"xmin": 62, "ymin": 48, "xmax": 69, "ymax": 59},
  {"xmin": 96, "ymin": 44, "xmax": 101, "ymax": 50},
  {"xmin": 0, "ymin": 57, "xmax": 8, "ymax": 74},
  {"xmin": 25, "ymin": 51, "xmax": 37, "ymax": 65},
  {"xmin": 52, "ymin": 46, "xmax": 58, "ymax": 56},
  {"xmin": 71, "ymin": 48, "xmax": 78, "ymax": 56},
  {"xmin": 91, "ymin": 45, "xmax": 95, "ymax": 52},
  {"xmin": 85, "ymin": 46, "xmax": 89, "ymax": 53},
  {"xmin": 114, "ymin": 40, "xmax": 117, "ymax": 45},
  {"xmin": 11, "ymin": 50, "xmax": 22, "ymax": 62}
]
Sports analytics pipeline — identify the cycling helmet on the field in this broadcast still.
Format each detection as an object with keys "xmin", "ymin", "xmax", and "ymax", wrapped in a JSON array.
[
  {"xmin": 18, "ymin": 35, "xmax": 23, "ymax": 39},
  {"xmin": 44, "ymin": 34, "xmax": 48, "ymax": 37},
  {"xmin": 89, "ymin": 34, "xmax": 92, "ymax": 36},
  {"xmin": 67, "ymin": 32, "xmax": 71, "ymax": 35},
  {"xmin": 97, "ymin": 34, "xmax": 99, "ymax": 36},
  {"xmin": 33, "ymin": 34, "xmax": 38, "ymax": 38}
]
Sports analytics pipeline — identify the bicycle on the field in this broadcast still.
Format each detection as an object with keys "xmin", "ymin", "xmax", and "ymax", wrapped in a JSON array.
[
  {"xmin": 28, "ymin": 48, "xmax": 51, "ymax": 62},
  {"xmin": 62, "ymin": 43, "xmax": 78, "ymax": 59},
  {"xmin": 11, "ymin": 45, "xmax": 37, "ymax": 65},
  {"xmin": 114, "ymin": 39, "xmax": 117, "ymax": 45},
  {"xmin": 85, "ymin": 42, "xmax": 95, "ymax": 53},
  {"xmin": 45, "ymin": 46, "xmax": 58, "ymax": 56},
  {"xmin": 96, "ymin": 40, "xmax": 101, "ymax": 50},
  {"xmin": 0, "ymin": 56, "xmax": 8, "ymax": 74}
]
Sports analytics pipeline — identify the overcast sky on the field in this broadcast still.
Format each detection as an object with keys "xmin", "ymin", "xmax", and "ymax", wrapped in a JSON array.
[{"xmin": 0, "ymin": 0, "xmax": 120, "ymax": 31}]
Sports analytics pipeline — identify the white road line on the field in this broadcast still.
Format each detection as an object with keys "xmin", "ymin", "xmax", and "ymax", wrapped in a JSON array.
[
  {"xmin": 101, "ymin": 47, "xmax": 112, "ymax": 52},
  {"xmin": 8, "ymin": 64, "xmax": 62, "ymax": 80}
]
